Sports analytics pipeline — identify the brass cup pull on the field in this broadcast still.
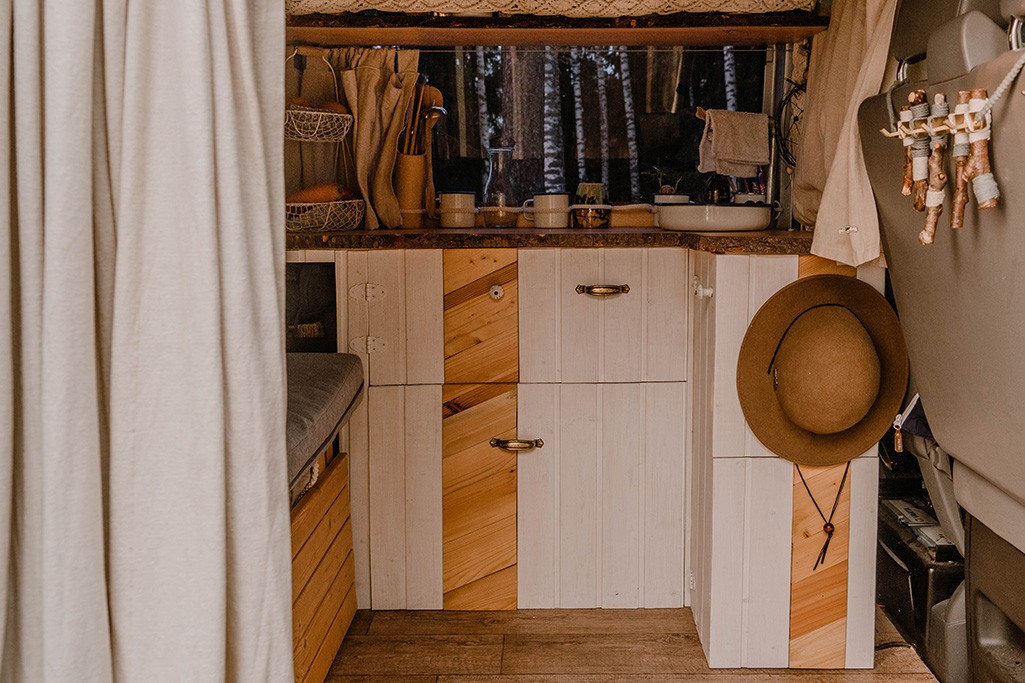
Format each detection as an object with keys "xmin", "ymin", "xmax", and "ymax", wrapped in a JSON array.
[
  {"xmin": 575, "ymin": 284, "xmax": 630, "ymax": 297},
  {"xmin": 489, "ymin": 437, "xmax": 544, "ymax": 451}
]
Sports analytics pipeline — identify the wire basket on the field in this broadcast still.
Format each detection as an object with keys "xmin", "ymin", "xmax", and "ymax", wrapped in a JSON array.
[
  {"xmin": 285, "ymin": 107, "xmax": 353, "ymax": 142},
  {"xmin": 286, "ymin": 199, "xmax": 365, "ymax": 232}
]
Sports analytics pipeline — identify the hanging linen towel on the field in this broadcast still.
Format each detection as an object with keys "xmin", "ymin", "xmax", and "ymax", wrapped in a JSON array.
[{"xmin": 698, "ymin": 110, "xmax": 770, "ymax": 178}]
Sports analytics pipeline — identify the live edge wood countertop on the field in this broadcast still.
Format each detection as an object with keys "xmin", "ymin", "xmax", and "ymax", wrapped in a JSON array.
[{"xmin": 285, "ymin": 227, "xmax": 813, "ymax": 255}]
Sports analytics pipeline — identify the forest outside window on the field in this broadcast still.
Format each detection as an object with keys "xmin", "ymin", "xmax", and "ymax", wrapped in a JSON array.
[{"xmin": 421, "ymin": 46, "xmax": 768, "ymax": 204}]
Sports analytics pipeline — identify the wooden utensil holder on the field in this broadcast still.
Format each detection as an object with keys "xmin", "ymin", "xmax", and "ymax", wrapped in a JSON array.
[{"xmin": 394, "ymin": 152, "xmax": 426, "ymax": 229}]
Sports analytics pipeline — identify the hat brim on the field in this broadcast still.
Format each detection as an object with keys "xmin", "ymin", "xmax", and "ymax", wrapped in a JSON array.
[{"xmin": 736, "ymin": 274, "xmax": 909, "ymax": 467}]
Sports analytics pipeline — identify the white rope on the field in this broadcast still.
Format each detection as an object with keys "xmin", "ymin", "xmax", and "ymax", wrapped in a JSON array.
[{"xmin": 975, "ymin": 49, "xmax": 1025, "ymax": 120}]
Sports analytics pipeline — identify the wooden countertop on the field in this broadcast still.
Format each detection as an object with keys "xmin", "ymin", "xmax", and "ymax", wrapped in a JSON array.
[{"xmin": 285, "ymin": 227, "xmax": 813, "ymax": 255}]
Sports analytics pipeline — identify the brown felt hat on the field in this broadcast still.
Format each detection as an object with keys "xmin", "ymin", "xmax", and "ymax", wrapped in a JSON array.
[{"xmin": 736, "ymin": 275, "xmax": 909, "ymax": 467}]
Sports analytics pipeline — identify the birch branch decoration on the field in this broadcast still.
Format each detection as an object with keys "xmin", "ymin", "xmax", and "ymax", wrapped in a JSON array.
[
  {"xmin": 919, "ymin": 94, "xmax": 950, "ymax": 245},
  {"xmin": 908, "ymin": 90, "xmax": 930, "ymax": 212},
  {"xmin": 951, "ymin": 91, "xmax": 971, "ymax": 229},
  {"xmin": 900, "ymin": 105, "xmax": 914, "ymax": 196},
  {"xmin": 964, "ymin": 88, "xmax": 1000, "ymax": 210}
]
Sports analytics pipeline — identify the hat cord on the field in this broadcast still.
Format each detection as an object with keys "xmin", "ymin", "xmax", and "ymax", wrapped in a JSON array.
[{"xmin": 796, "ymin": 462, "xmax": 851, "ymax": 571}]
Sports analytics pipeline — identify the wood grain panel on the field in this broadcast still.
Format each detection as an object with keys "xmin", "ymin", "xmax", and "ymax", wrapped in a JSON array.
[
  {"xmin": 442, "ymin": 383, "xmax": 517, "ymax": 609},
  {"xmin": 291, "ymin": 452, "xmax": 349, "ymax": 559},
  {"xmin": 294, "ymin": 549, "xmax": 357, "ymax": 682},
  {"xmin": 293, "ymin": 504, "xmax": 351, "ymax": 604},
  {"xmin": 798, "ymin": 255, "xmax": 858, "ymax": 279},
  {"xmin": 444, "ymin": 250, "xmax": 519, "ymax": 384},
  {"xmin": 789, "ymin": 463, "xmax": 851, "ymax": 668}
]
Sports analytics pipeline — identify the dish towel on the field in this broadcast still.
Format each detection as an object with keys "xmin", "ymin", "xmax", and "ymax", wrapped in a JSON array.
[{"xmin": 698, "ymin": 110, "xmax": 770, "ymax": 178}]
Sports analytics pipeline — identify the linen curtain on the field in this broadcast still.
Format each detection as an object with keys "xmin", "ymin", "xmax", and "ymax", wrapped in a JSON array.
[
  {"xmin": 2, "ymin": 1, "xmax": 293, "ymax": 680},
  {"xmin": 793, "ymin": 0, "xmax": 900, "ymax": 266}
]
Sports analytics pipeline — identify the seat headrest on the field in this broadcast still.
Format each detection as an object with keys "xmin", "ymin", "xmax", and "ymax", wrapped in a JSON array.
[
  {"xmin": 892, "ymin": 0, "xmax": 1004, "ymax": 62},
  {"xmin": 1002, "ymin": 0, "xmax": 1025, "ymax": 19}
]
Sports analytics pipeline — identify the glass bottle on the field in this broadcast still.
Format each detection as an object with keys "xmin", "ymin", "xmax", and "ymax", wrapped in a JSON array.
[{"xmin": 482, "ymin": 142, "xmax": 518, "ymax": 228}]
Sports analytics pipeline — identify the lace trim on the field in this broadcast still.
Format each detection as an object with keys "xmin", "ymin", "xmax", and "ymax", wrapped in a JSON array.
[{"xmin": 287, "ymin": 0, "xmax": 815, "ymax": 18}]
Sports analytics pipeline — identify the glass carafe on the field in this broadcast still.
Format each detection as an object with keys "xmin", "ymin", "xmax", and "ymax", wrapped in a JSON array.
[{"xmin": 482, "ymin": 143, "xmax": 519, "ymax": 228}]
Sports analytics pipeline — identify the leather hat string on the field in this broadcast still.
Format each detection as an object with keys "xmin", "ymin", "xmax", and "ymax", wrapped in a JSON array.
[{"xmin": 796, "ymin": 462, "xmax": 851, "ymax": 570}]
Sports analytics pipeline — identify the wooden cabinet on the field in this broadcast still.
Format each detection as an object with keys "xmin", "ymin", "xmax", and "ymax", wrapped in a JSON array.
[
  {"xmin": 688, "ymin": 251, "xmax": 879, "ymax": 669},
  {"xmin": 297, "ymin": 246, "xmax": 690, "ymax": 613}
]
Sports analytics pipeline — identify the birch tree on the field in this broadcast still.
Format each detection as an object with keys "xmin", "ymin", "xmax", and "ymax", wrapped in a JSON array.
[
  {"xmin": 618, "ymin": 47, "xmax": 640, "ymax": 199},
  {"xmin": 475, "ymin": 46, "xmax": 492, "ymax": 188},
  {"xmin": 595, "ymin": 48, "xmax": 610, "ymax": 187},
  {"xmin": 570, "ymin": 47, "xmax": 586, "ymax": 182},
  {"xmin": 542, "ymin": 47, "xmax": 566, "ymax": 192},
  {"xmin": 723, "ymin": 45, "xmax": 738, "ymax": 111}
]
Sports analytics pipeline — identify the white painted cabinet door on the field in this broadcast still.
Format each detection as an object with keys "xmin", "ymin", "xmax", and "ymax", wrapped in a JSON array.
[
  {"xmin": 519, "ymin": 248, "xmax": 689, "ymax": 384},
  {"xmin": 361, "ymin": 384, "xmax": 444, "ymax": 610},
  {"xmin": 517, "ymin": 382, "xmax": 687, "ymax": 609},
  {"xmin": 337, "ymin": 249, "xmax": 444, "ymax": 388}
]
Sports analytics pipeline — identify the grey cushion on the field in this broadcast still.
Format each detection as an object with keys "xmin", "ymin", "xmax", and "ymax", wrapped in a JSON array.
[{"xmin": 286, "ymin": 353, "xmax": 364, "ymax": 487}]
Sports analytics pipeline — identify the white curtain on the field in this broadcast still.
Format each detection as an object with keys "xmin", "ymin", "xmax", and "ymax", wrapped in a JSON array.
[{"xmin": 2, "ymin": 1, "xmax": 293, "ymax": 680}]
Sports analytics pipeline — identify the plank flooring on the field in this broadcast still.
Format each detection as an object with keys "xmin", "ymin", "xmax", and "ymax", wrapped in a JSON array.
[{"xmin": 328, "ymin": 607, "xmax": 936, "ymax": 682}]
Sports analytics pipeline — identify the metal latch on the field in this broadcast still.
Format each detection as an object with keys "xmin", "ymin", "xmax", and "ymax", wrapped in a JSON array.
[
  {"xmin": 349, "ymin": 336, "xmax": 386, "ymax": 354},
  {"xmin": 349, "ymin": 283, "xmax": 387, "ymax": 302}
]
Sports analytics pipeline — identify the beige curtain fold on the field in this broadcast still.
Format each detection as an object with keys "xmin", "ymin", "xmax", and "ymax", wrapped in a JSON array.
[{"xmin": 3, "ymin": 1, "xmax": 293, "ymax": 680}]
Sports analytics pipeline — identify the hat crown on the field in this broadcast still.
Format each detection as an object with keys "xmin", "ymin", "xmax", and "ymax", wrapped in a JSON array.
[{"xmin": 772, "ymin": 306, "xmax": 881, "ymax": 436}]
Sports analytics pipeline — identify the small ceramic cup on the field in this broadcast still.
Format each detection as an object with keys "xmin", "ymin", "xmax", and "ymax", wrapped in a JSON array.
[
  {"xmin": 523, "ymin": 193, "xmax": 570, "ymax": 228},
  {"xmin": 438, "ymin": 192, "xmax": 477, "ymax": 228}
]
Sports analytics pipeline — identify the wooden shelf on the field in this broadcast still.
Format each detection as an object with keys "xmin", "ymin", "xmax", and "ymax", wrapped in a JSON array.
[{"xmin": 286, "ymin": 11, "xmax": 828, "ymax": 47}]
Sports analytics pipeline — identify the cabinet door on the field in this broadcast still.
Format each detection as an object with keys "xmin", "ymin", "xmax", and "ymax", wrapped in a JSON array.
[
  {"xmin": 442, "ymin": 383, "xmax": 518, "ymax": 609},
  {"xmin": 517, "ymin": 382, "xmax": 687, "ymax": 609},
  {"xmin": 443, "ymin": 249, "xmax": 518, "ymax": 384},
  {"xmin": 519, "ymin": 248, "xmax": 689, "ymax": 384},
  {"xmin": 338, "ymin": 249, "xmax": 445, "ymax": 387}
]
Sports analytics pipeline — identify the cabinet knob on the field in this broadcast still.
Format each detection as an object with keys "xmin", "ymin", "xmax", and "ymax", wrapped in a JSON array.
[
  {"xmin": 693, "ymin": 277, "xmax": 714, "ymax": 299},
  {"xmin": 490, "ymin": 437, "xmax": 544, "ymax": 451},
  {"xmin": 575, "ymin": 284, "xmax": 630, "ymax": 297}
]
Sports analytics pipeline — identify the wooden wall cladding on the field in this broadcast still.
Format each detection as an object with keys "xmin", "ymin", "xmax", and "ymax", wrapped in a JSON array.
[
  {"xmin": 444, "ymin": 249, "xmax": 519, "ymax": 384},
  {"xmin": 442, "ymin": 382, "xmax": 518, "ymax": 610}
]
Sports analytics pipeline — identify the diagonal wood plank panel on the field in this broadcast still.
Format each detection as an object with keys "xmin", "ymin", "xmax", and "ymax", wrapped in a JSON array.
[
  {"xmin": 444, "ymin": 249, "xmax": 519, "ymax": 384},
  {"xmin": 442, "ymin": 383, "xmax": 517, "ymax": 609}
]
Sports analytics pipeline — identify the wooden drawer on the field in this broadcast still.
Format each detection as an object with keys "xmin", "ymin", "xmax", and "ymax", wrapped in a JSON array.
[{"xmin": 519, "ymin": 248, "xmax": 689, "ymax": 384}]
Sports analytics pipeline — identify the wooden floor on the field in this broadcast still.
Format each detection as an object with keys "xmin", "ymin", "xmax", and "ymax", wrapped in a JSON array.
[{"xmin": 327, "ymin": 607, "xmax": 936, "ymax": 682}]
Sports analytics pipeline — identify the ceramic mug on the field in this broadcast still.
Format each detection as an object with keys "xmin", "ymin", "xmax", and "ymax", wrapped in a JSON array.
[
  {"xmin": 523, "ymin": 193, "xmax": 570, "ymax": 228},
  {"xmin": 438, "ymin": 192, "xmax": 477, "ymax": 228}
]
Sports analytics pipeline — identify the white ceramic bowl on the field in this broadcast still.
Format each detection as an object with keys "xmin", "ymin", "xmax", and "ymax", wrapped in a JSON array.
[
  {"xmin": 653, "ymin": 193, "xmax": 691, "ymax": 205},
  {"xmin": 655, "ymin": 203, "xmax": 772, "ymax": 232}
]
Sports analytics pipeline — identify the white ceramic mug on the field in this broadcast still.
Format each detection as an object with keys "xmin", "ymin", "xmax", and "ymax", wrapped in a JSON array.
[
  {"xmin": 523, "ymin": 193, "xmax": 570, "ymax": 228},
  {"xmin": 438, "ymin": 192, "xmax": 477, "ymax": 228}
]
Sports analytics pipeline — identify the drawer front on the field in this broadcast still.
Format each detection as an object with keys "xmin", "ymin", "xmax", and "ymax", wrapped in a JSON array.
[
  {"xmin": 519, "ymin": 248, "xmax": 689, "ymax": 384},
  {"xmin": 444, "ymin": 249, "xmax": 519, "ymax": 384}
]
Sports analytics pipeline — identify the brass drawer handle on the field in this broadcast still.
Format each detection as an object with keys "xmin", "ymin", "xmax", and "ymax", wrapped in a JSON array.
[
  {"xmin": 575, "ymin": 284, "xmax": 630, "ymax": 297},
  {"xmin": 489, "ymin": 437, "xmax": 544, "ymax": 451}
]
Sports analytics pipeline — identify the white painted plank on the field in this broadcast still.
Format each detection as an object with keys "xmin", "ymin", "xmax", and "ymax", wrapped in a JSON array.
[
  {"xmin": 367, "ymin": 250, "xmax": 407, "ymax": 386},
  {"xmin": 305, "ymin": 249, "xmax": 335, "ymax": 263},
  {"xmin": 642, "ymin": 382, "xmax": 687, "ymax": 608},
  {"xmin": 404, "ymin": 385, "xmax": 443, "ymax": 609},
  {"xmin": 602, "ymin": 249, "xmax": 644, "ymax": 383},
  {"xmin": 856, "ymin": 263, "xmax": 886, "ymax": 293},
  {"xmin": 744, "ymin": 256, "xmax": 799, "ymax": 457},
  {"xmin": 285, "ymin": 249, "xmax": 305, "ymax": 263},
  {"xmin": 705, "ymin": 458, "xmax": 747, "ymax": 667},
  {"xmin": 368, "ymin": 386, "xmax": 407, "ymax": 609},
  {"xmin": 347, "ymin": 383, "xmax": 371, "ymax": 609},
  {"xmin": 559, "ymin": 250, "xmax": 601, "ymax": 383},
  {"xmin": 645, "ymin": 248, "xmax": 689, "ymax": 383},
  {"xmin": 601, "ymin": 383, "xmax": 642, "ymax": 608},
  {"xmin": 517, "ymin": 383, "xmax": 559, "ymax": 608},
  {"xmin": 518, "ymin": 249, "xmax": 559, "ymax": 384},
  {"xmin": 342, "ymin": 251, "xmax": 369, "ymax": 372},
  {"xmin": 404, "ymin": 250, "xmax": 444, "ymax": 385},
  {"xmin": 711, "ymin": 255, "xmax": 751, "ymax": 458},
  {"xmin": 741, "ymin": 457, "xmax": 794, "ymax": 667},
  {"xmin": 846, "ymin": 452, "xmax": 880, "ymax": 668},
  {"xmin": 557, "ymin": 384, "xmax": 600, "ymax": 608}
]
